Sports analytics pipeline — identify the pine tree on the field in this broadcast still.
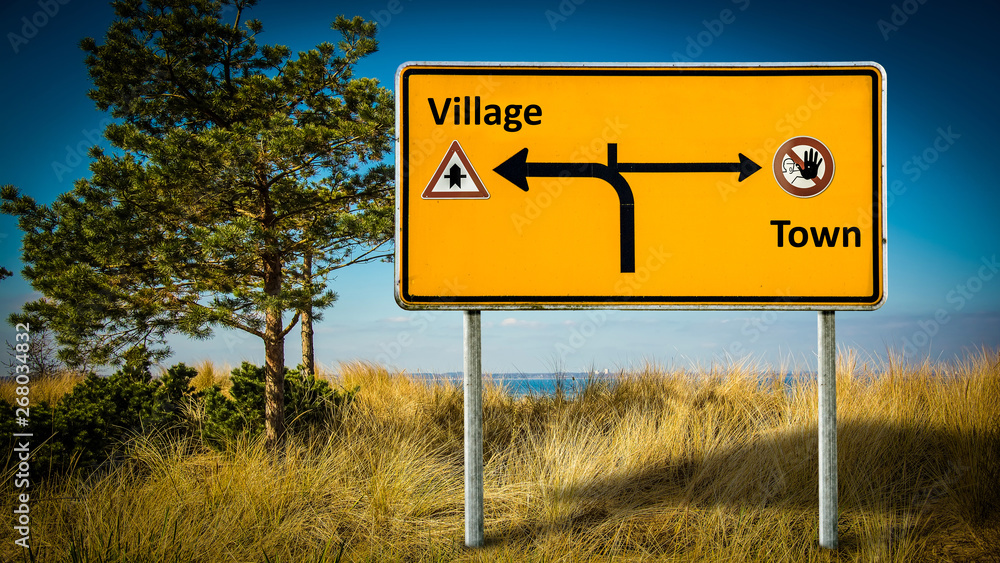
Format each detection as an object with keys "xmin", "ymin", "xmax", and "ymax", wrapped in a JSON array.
[{"xmin": 1, "ymin": 0, "xmax": 393, "ymax": 449}]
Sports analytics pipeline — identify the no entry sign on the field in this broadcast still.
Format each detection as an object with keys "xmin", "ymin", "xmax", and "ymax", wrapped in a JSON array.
[{"xmin": 395, "ymin": 62, "xmax": 886, "ymax": 310}]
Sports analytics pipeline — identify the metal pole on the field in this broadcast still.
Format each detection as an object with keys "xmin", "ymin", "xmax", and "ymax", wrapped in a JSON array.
[
  {"xmin": 464, "ymin": 310, "xmax": 484, "ymax": 547},
  {"xmin": 818, "ymin": 310, "xmax": 838, "ymax": 549}
]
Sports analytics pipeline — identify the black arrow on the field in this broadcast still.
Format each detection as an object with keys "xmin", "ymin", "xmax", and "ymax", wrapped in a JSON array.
[
  {"xmin": 617, "ymin": 153, "xmax": 762, "ymax": 180},
  {"xmin": 494, "ymin": 145, "xmax": 761, "ymax": 192},
  {"xmin": 445, "ymin": 163, "xmax": 467, "ymax": 188},
  {"xmin": 493, "ymin": 144, "xmax": 762, "ymax": 273}
]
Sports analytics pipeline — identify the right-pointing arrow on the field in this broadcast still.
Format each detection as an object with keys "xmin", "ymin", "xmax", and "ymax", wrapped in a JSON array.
[
  {"xmin": 737, "ymin": 153, "xmax": 764, "ymax": 181},
  {"xmin": 615, "ymin": 153, "xmax": 762, "ymax": 181}
]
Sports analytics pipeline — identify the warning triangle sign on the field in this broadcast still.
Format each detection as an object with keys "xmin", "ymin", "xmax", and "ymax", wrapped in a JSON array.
[{"xmin": 421, "ymin": 140, "xmax": 490, "ymax": 199}]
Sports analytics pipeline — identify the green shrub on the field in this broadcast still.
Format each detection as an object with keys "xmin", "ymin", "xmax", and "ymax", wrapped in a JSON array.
[
  {"xmin": 1, "ymin": 353, "xmax": 199, "ymax": 478},
  {"xmin": 152, "ymin": 362, "xmax": 199, "ymax": 426},
  {"xmin": 285, "ymin": 366, "xmax": 356, "ymax": 429},
  {"xmin": 1, "ymin": 356, "xmax": 356, "ymax": 477},
  {"xmin": 200, "ymin": 362, "xmax": 356, "ymax": 445},
  {"xmin": 51, "ymin": 370, "xmax": 155, "ymax": 471}
]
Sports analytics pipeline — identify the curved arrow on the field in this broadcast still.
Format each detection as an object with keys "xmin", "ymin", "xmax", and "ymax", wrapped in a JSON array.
[
  {"xmin": 494, "ymin": 144, "xmax": 761, "ymax": 273},
  {"xmin": 495, "ymin": 147, "xmax": 636, "ymax": 272}
]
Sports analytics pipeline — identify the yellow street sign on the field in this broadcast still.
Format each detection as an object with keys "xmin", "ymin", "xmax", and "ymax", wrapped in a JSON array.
[{"xmin": 395, "ymin": 63, "xmax": 886, "ymax": 310}]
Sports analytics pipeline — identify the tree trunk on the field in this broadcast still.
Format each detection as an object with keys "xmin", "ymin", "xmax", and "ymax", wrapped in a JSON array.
[
  {"xmin": 301, "ymin": 251, "xmax": 315, "ymax": 378},
  {"xmin": 263, "ymin": 252, "xmax": 285, "ymax": 451},
  {"xmin": 300, "ymin": 309, "xmax": 314, "ymax": 377}
]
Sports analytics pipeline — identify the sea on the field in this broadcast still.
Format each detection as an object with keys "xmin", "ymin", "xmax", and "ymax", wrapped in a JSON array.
[
  {"xmin": 408, "ymin": 372, "xmax": 608, "ymax": 397},
  {"xmin": 409, "ymin": 371, "xmax": 807, "ymax": 398}
]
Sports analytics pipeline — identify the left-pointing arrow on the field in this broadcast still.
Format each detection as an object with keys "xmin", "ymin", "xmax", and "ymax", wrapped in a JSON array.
[{"xmin": 493, "ymin": 148, "xmax": 570, "ymax": 192}]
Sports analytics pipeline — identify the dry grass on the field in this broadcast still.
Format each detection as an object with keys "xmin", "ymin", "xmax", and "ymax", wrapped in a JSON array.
[
  {"xmin": 184, "ymin": 359, "xmax": 234, "ymax": 396},
  {"xmin": 0, "ymin": 369, "xmax": 85, "ymax": 406},
  {"xmin": 1, "ymin": 350, "xmax": 998, "ymax": 562}
]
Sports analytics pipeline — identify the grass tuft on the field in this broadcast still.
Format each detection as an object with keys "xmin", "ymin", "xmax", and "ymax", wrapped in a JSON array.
[{"xmin": 0, "ymin": 369, "xmax": 85, "ymax": 406}]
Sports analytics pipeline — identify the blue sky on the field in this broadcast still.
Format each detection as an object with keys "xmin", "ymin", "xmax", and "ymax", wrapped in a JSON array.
[{"xmin": 1, "ymin": 0, "xmax": 998, "ymax": 374}]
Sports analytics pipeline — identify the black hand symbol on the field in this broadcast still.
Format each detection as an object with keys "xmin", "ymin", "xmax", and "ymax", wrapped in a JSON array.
[{"xmin": 799, "ymin": 148, "xmax": 823, "ymax": 180}]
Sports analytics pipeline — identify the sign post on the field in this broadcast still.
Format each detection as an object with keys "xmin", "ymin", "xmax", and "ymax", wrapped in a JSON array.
[
  {"xmin": 395, "ymin": 62, "xmax": 885, "ymax": 549},
  {"xmin": 463, "ymin": 310, "xmax": 484, "ymax": 547},
  {"xmin": 818, "ymin": 310, "xmax": 838, "ymax": 548}
]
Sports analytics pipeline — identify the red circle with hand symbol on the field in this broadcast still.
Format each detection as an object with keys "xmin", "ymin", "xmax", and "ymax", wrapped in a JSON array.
[{"xmin": 772, "ymin": 136, "xmax": 835, "ymax": 198}]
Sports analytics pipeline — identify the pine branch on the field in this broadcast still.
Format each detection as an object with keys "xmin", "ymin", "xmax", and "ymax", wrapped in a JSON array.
[{"xmin": 280, "ymin": 313, "xmax": 300, "ymax": 338}]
